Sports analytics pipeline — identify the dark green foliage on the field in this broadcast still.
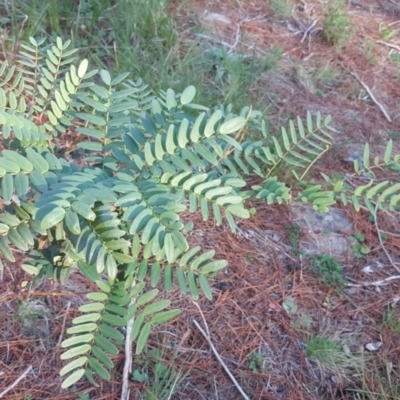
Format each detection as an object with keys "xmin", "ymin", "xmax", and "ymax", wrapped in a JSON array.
[{"xmin": 309, "ymin": 254, "xmax": 348, "ymax": 289}]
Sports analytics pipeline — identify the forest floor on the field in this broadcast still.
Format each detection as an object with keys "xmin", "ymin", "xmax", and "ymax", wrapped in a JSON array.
[{"xmin": 1, "ymin": 0, "xmax": 400, "ymax": 399}]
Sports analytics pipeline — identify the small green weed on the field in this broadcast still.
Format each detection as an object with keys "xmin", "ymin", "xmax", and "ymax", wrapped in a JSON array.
[
  {"xmin": 282, "ymin": 296, "xmax": 313, "ymax": 329},
  {"xmin": 306, "ymin": 336, "xmax": 340, "ymax": 359},
  {"xmin": 314, "ymin": 65, "xmax": 339, "ymax": 88},
  {"xmin": 380, "ymin": 306, "xmax": 400, "ymax": 334},
  {"xmin": 132, "ymin": 349, "xmax": 183, "ymax": 400},
  {"xmin": 205, "ymin": 46, "xmax": 282, "ymax": 110},
  {"xmin": 322, "ymin": 0, "xmax": 353, "ymax": 49},
  {"xmin": 388, "ymin": 130, "xmax": 400, "ymax": 139},
  {"xmin": 310, "ymin": 254, "xmax": 348, "ymax": 289},
  {"xmin": 351, "ymin": 355, "xmax": 400, "ymax": 400},
  {"xmin": 248, "ymin": 352, "xmax": 264, "ymax": 373},
  {"xmin": 380, "ymin": 24, "xmax": 400, "ymax": 41},
  {"xmin": 305, "ymin": 335, "xmax": 363, "ymax": 376},
  {"xmin": 268, "ymin": 0, "xmax": 293, "ymax": 20},
  {"xmin": 285, "ymin": 223, "xmax": 301, "ymax": 256},
  {"xmin": 352, "ymin": 232, "xmax": 370, "ymax": 259},
  {"xmin": 390, "ymin": 53, "xmax": 400, "ymax": 67}
]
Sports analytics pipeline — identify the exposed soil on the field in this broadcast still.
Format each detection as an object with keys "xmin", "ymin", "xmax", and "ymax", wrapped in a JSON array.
[{"xmin": 1, "ymin": 1, "xmax": 400, "ymax": 399}]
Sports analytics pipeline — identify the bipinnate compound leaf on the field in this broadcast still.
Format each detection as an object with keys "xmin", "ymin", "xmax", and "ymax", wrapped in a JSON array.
[{"xmin": 5, "ymin": 34, "xmax": 400, "ymax": 393}]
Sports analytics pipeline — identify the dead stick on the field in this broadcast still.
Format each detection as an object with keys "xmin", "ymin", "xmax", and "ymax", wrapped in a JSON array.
[
  {"xmin": 374, "ymin": 203, "xmax": 400, "ymax": 273},
  {"xmin": 121, "ymin": 300, "xmax": 135, "ymax": 400},
  {"xmin": 0, "ymin": 365, "xmax": 32, "ymax": 398},
  {"xmin": 57, "ymin": 301, "xmax": 71, "ymax": 347},
  {"xmin": 348, "ymin": 70, "xmax": 392, "ymax": 122},
  {"xmin": 376, "ymin": 40, "xmax": 400, "ymax": 52},
  {"xmin": 300, "ymin": 20, "xmax": 318, "ymax": 43},
  {"xmin": 193, "ymin": 319, "xmax": 250, "ymax": 400},
  {"xmin": 347, "ymin": 275, "xmax": 400, "ymax": 288}
]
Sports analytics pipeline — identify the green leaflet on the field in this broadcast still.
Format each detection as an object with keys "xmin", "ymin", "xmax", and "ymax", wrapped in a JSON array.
[
  {"xmin": 180, "ymin": 85, "xmax": 196, "ymax": 105},
  {"xmin": 67, "ymin": 323, "xmax": 98, "ymax": 334},
  {"xmin": 136, "ymin": 288, "xmax": 159, "ymax": 307},
  {"xmin": 98, "ymin": 324, "xmax": 124, "ymax": 341},
  {"xmin": 88, "ymin": 357, "xmax": 111, "ymax": 380},
  {"xmin": 7, "ymin": 227, "xmax": 29, "ymax": 251},
  {"xmin": 0, "ymin": 158, "xmax": 20, "ymax": 174},
  {"xmin": 131, "ymin": 313, "xmax": 145, "ymax": 341},
  {"xmin": 219, "ymin": 116, "xmax": 246, "ymax": 135},
  {"xmin": 204, "ymin": 110, "xmax": 222, "ymax": 138},
  {"xmin": 60, "ymin": 357, "xmax": 88, "ymax": 377},
  {"xmin": 135, "ymin": 322, "xmax": 152, "ymax": 354},
  {"xmin": 142, "ymin": 299, "xmax": 170, "ymax": 315},
  {"xmin": 150, "ymin": 309, "xmax": 181, "ymax": 325},
  {"xmin": 1, "ymin": 173, "xmax": 14, "ymax": 203},
  {"xmin": 25, "ymin": 148, "xmax": 49, "ymax": 173},
  {"xmin": 41, "ymin": 207, "xmax": 66, "ymax": 229},
  {"xmin": 94, "ymin": 334, "xmax": 119, "ymax": 355},
  {"xmin": 0, "ymin": 223, "xmax": 9, "ymax": 235},
  {"xmin": 61, "ymin": 333, "xmax": 94, "ymax": 348},
  {"xmin": 2, "ymin": 150, "xmax": 33, "ymax": 172},
  {"xmin": 72, "ymin": 201, "xmax": 96, "ymax": 221},
  {"xmin": 187, "ymin": 271, "xmax": 199, "ymax": 300},
  {"xmin": 14, "ymin": 172, "xmax": 29, "ymax": 197},
  {"xmin": 0, "ymin": 235, "xmax": 15, "ymax": 262},
  {"xmin": 91, "ymin": 345, "xmax": 114, "ymax": 368},
  {"xmin": 60, "ymin": 344, "xmax": 91, "ymax": 360},
  {"xmin": 61, "ymin": 368, "xmax": 86, "ymax": 389},
  {"xmin": 190, "ymin": 249, "xmax": 215, "ymax": 271},
  {"xmin": 150, "ymin": 262, "xmax": 161, "ymax": 287},
  {"xmin": 199, "ymin": 274, "xmax": 212, "ymax": 300}
]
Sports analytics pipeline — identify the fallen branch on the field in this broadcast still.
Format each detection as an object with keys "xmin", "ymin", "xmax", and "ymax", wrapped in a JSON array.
[
  {"xmin": 347, "ymin": 70, "xmax": 392, "ymax": 122},
  {"xmin": 300, "ymin": 20, "xmax": 318, "ymax": 43},
  {"xmin": 376, "ymin": 40, "xmax": 400, "ymax": 52},
  {"xmin": 347, "ymin": 275, "xmax": 400, "ymax": 288},
  {"xmin": 121, "ymin": 299, "xmax": 135, "ymax": 400},
  {"xmin": 0, "ymin": 365, "xmax": 32, "ymax": 398},
  {"xmin": 348, "ymin": 205, "xmax": 400, "ymax": 287},
  {"xmin": 374, "ymin": 204, "xmax": 400, "ymax": 273},
  {"xmin": 57, "ymin": 301, "xmax": 71, "ymax": 347},
  {"xmin": 192, "ymin": 302, "xmax": 250, "ymax": 400}
]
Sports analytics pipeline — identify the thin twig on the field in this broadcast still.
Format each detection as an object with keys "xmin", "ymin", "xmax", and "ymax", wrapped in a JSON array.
[
  {"xmin": 346, "ymin": 69, "xmax": 392, "ymax": 122},
  {"xmin": 348, "ymin": 204, "xmax": 400, "ymax": 287},
  {"xmin": 376, "ymin": 40, "xmax": 400, "ymax": 52},
  {"xmin": 300, "ymin": 20, "xmax": 318, "ymax": 43},
  {"xmin": 193, "ymin": 319, "xmax": 249, "ymax": 400},
  {"xmin": 0, "ymin": 365, "xmax": 32, "ymax": 398},
  {"xmin": 121, "ymin": 299, "xmax": 135, "ymax": 400},
  {"xmin": 192, "ymin": 302, "xmax": 250, "ymax": 400},
  {"xmin": 228, "ymin": 21, "xmax": 242, "ymax": 54},
  {"xmin": 192, "ymin": 301, "xmax": 210, "ymax": 336},
  {"xmin": 347, "ymin": 275, "xmax": 400, "ymax": 288},
  {"xmin": 57, "ymin": 301, "xmax": 71, "ymax": 347},
  {"xmin": 374, "ymin": 204, "xmax": 400, "ymax": 273}
]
